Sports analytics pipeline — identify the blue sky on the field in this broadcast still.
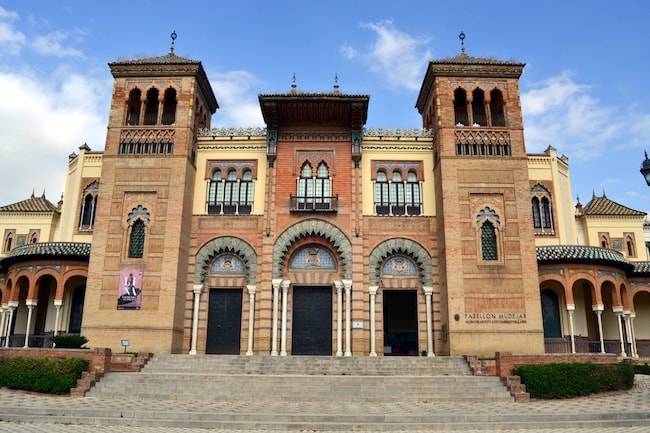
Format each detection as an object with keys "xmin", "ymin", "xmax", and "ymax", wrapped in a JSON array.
[{"xmin": 2, "ymin": 1, "xmax": 650, "ymax": 217}]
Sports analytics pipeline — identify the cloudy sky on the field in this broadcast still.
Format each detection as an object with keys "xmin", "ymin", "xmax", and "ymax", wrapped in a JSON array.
[{"xmin": 2, "ymin": 1, "xmax": 650, "ymax": 216}]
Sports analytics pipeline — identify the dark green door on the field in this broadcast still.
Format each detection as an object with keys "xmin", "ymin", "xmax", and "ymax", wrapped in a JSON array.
[
  {"xmin": 292, "ymin": 286, "xmax": 332, "ymax": 355},
  {"xmin": 206, "ymin": 288, "xmax": 242, "ymax": 354}
]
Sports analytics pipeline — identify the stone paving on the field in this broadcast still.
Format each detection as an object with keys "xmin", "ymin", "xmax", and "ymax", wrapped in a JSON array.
[{"xmin": 0, "ymin": 375, "xmax": 647, "ymax": 432}]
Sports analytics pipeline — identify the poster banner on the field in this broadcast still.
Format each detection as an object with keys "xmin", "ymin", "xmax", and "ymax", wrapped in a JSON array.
[{"xmin": 117, "ymin": 269, "xmax": 142, "ymax": 310}]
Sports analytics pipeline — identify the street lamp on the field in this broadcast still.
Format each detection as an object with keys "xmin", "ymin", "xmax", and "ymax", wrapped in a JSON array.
[{"xmin": 641, "ymin": 151, "xmax": 650, "ymax": 186}]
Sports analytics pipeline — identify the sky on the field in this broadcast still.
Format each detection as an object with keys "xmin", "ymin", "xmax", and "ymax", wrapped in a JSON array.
[{"xmin": 2, "ymin": 1, "xmax": 650, "ymax": 218}]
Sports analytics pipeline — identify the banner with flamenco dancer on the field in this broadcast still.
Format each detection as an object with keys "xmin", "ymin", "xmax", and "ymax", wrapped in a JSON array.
[{"xmin": 117, "ymin": 269, "xmax": 142, "ymax": 309}]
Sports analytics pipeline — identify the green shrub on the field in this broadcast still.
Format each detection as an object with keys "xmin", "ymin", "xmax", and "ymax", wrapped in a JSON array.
[
  {"xmin": 633, "ymin": 363, "xmax": 650, "ymax": 375},
  {"xmin": 0, "ymin": 357, "xmax": 88, "ymax": 394},
  {"xmin": 513, "ymin": 362, "xmax": 634, "ymax": 399},
  {"xmin": 50, "ymin": 334, "xmax": 89, "ymax": 349}
]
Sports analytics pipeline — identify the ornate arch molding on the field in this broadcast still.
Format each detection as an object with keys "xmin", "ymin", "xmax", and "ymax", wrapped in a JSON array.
[
  {"xmin": 194, "ymin": 236, "xmax": 257, "ymax": 285},
  {"xmin": 369, "ymin": 238, "xmax": 433, "ymax": 286},
  {"xmin": 273, "ymin": 218, "xmax": 352, "ymax": 279}
]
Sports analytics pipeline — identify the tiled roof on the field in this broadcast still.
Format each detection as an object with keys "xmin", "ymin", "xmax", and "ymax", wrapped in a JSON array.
[
  {"xmin": 536, "ymin": 245, "xmax": 634, "ymax": 271},
  {"xmin": 0, "ymin": 194, "xmax": 59, "ymax": 213},
  {"xmin": 0, "ymin": 242, "xmax": 91, "ymax": 270},
  {"xmin": 433, "ymin": 52, "xmax": 525, "ymax": 67},
  {"xmin": 580, "ymin": 194, "xmax": 646, "ymax": 216},
  {"xmin": 109, "ymin": 52, "xmax": 199, "ymax": 66}
]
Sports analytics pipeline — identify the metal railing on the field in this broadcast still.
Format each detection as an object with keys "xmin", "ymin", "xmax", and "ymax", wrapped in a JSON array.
[{"xmin": 290, "ymin": 195, "xmax": 338, "ymax": 212}]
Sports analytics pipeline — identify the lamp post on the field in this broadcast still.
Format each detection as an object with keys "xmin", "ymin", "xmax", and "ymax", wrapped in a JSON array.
[{"xmin": 640, "ymin": 151, "xmax": 650, "ymax": 186}]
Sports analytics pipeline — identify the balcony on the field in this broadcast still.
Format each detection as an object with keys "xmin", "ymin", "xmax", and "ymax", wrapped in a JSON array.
[{"xmin": 290, "ymin": 195, "xmax": 338, "ymax": 212}]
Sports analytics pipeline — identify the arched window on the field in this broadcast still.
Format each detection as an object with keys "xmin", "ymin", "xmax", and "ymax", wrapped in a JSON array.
[
  {"xmin": 297, "ymin": 162, "xmax": 314, "ymax": 210},
  {"xmin": 239, "ymin": 169, "xmax": 253, "ymax": 214},
  {"xmin": 625, "ymin": 234, "xmax": 637, "ymax": 258},
  {"xmin": 541, "ymin": 197, "xmax": 552, "ymax": 228},
  {"xmin": 128, "ymin": 220, "xmax": 145, "ymax": 258},
  {"xmin": 207, "ymin": 169, "xmax": 223, "ymax": 214},
  {"xmin": 126, "ymin": 88, "xmax": 141, "ymax": 125},
  {"xmin": 405, "ymin": 171, "xmax": 421, "ymax": 215},
  {"xmin": 223, "ymin": 170, "xmax": 238, "ymax": 214},
  {"xmin": 532, "ymin": 197, "xmax": 541, "ymax": 228},
  {"xmin": 314, "ymin": 162, "xmax": 331, "ymax": 209},
  {"xmin": 472, "ymin": 89, "xmax": 486, "ymax": 126},
  {"xmin": 541, "ymin": 289, "xmax": 562, "ymax": 338},
  {"xmin": 4, "ymin": 232, "xmax": 13, "ymax": 253},
  {"xmin": 481, "ymin": 221, "xmax": 498, "ymax": 260},
  {"xmin": 374, "ymin": 170, "xmax": 389, "ymax": 215},
  {"xmin": 390, "ymin": 171, "xmax": 405, "ymax": 216},
  {"xmin": 382, "ymin": 255, "xmax": 417, "ymax": 276},
  {"xmin": 29, "ymin": 231, "xmax": 38, "ymax": 243},
  {"xmin": 143, "ymin": 88, "xmax": 159, "ymax": 125},
  {"xmin": 490, "ymin": 89, "xmax": 506, "ymax": 127},
  {"xmin": 600, "ymin": 234, "xmax": 610, "ymax": 249},
  {"xmin": 290, "ymin": 246, "xmax": 336, "ymax": 270},
  {"xmin": 454, "ymin": 88, "xmax": 468, "ymax": 126},
  {"xmin": 161, "ymin": 87, "xmax": 177, "ymax": 125},
  {"xmin": 531, "ymin": 184, "xmax": 554, "ymax": 235}
]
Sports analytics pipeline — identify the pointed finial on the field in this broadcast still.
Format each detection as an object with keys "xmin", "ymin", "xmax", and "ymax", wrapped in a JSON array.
[
  {"xmin": 459, "ymin": 31, "xmax": 466, "ymax": 54},
  {"xmin": 170, "ymin": 31, "xmax": 177, "ymax": 54},
  {"xmin": 576, "ymin": 195, "xmax": 581, "ymax": 205},
  {"xmin": 602, "ymin": 189, "xmax": 607, "ymax": 199},
  {"xmin": 333, "ymin": 73, "xmax": 339, "ymax": 94},
  {"xmin": 291, "ymin": 73, "xmax": 297, "ymax": 94}
]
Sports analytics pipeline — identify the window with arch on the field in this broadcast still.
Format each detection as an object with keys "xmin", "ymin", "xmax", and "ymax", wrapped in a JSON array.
[
  {"xmin": 127, "ymin": 205, "xmax": 150, "ymax": 259},
  {"xmin": 126, "ymin": 88, "xmax": 142, "ymax": 125},
  {"xmin": 161, "ymin": 87, "xmax": 177, "ymax": 125},
  {"xmin": 472, "ymin": 89, "xmax": 487, "ymax": 126},
  {"xmin": 531, "ymin": 184, "xmax": 554, "ymax": 236},
  {"xmin": 382, "ymin": 255, "xmax": 418, "ymax": 277},
  {"xmin": 490, "ymin": 89, "xmax": 506, "ymax": 127},
  {"xmin": 477, "ymin": 207, "xmax": 500, "ymax": 261},
  {"xmin": 79, "ymin": 180, "xmax": 99, "ymax": 232},
  {"xmin": 29, "ymin": 230, "xmax": 39, "ymax": 244},
  {"xmin": 293, "ymin": 161, "xmax": 334, "ymax": 211},
  {"xmin": 599, "ymin": 233, "xmax": 611, "ymax": 249},
  {"xmin": 143, "ymin": 87, "xmax": 159, "ymax": 125},
  {"xmin": 454, "ymin": 86, "xmax": 508, "ymax": 128},
  {"xmin": 373, "ymin": 162, "xmax": 423, "ymax": 216},
  {"xmin": 206, "ymin": 161, "xmax": 256, "ymax": 215},
  {"xmin": 624, "ymin": 233, "xmax": 637, "ymax": 258},
  {"xmin": 454, "ymin": 88, "xmax": 469, "ymax": 126},
  {"xmin": 289, "ymin": 246, "xmax": 336, "ymax": 270},
  {"xmin": 210, "ymin": 254, "xmax": 245, "ymax": 275},
  {"xmin": 3, "ymin": 230, "xmax": 14, "ymax": 253}
]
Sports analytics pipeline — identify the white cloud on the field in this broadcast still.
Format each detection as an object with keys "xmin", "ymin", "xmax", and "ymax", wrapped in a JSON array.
[
  {"xmin": 31, "ymin": 30, "xmax": 84, "ymax": 58},
  {"xmin": 340, "ymin": 43, "xmax": 358, "ymax": 60},
  {"xmin": 346, "ymin": 20, "xmax": 431, "ymax": 91},
  {"xmin": 209, "ymin": 70, "xmax": 264, "ymax": 127},
  {"xmin": 0, "ymin": 9, "xmax": 25, "ymax": 56}
]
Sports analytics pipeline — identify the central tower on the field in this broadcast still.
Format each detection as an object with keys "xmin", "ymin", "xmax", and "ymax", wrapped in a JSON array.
[{"xmin": 416, "ymin": 38, "xmax": 544, "ymax": 355}]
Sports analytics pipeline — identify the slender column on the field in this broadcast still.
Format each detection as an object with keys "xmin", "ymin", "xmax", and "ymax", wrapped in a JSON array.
[
  {"xmin": 624, "ymin": 310, "xmax": 635, "ymax": 358},
  {"xmin": 23, "ymin": 300, "xmax": 37, "ymax": 348},
  {"xmin": 629, "ymin": 313, "xmax": 639, "ymax": 358},
  {"xmin": 4, "ymin": 302, "xmax": 17, "ymax": 347},
  {"xmin": 368, "ymin": 286, "xmax": 378, "ymax": 356},
  {"xmin": 613, "ymin": 307, "xmax": 626, "ymax": 357},
  {"xmin": 246, "ymin": 285, "xmax": 256, "ymax": 356},
  {"xmin": 53, "ymin": 300, "xmax": 63, "ymax": 336},
  {"xmin": 280, "ymin": 280, "xmax": 290, "ymax": 356},
  {"xmin": 0, "ymin": 305, "xmax": 6, "ymax": 343},
  {"xmin": 593, "ymin": 304, "xmax": 605, "ymax": 354},
  {"xmin": 270, "ymin": 279, "xmax": 282, "ymax": 355},
  {"xmin": 189, "ymin": 284, "xmax": 203, "ymax": 355},
  {"xmin": 343, "ymin": 280, "xmax": 352, "ymax": 357},
  {"xmin": 566, "ymin": 304, "xmax": 576, "ymax": 354},
  {"xmin": 423, "ymin": 286, "xmax": 434, "ymax": 357},
  {"xmin": 335, "ymin": 281, "xmax": 343, "ymax": 356}
]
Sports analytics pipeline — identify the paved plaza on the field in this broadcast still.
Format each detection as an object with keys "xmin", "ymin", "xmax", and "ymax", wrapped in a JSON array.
[{"xmin": 0, "ymin": 375, "xmax": 648, "ymax": 432}]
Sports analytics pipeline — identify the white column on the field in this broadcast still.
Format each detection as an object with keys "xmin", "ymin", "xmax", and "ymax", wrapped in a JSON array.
[
  {"xmin": 613, "ymin": 307, "xmax": 626, "ymax": 357},
  {"xmin": 4, "ymin": 302, "xmax": 17, "ymax": 347},
  {"xmin": 343, "ymin": 279, "xmax": 352, "ymax": 357},
  {"xmin": 593, "ymin": 304, "xmax": 605, "ymax": 354},
  {"xmin": 271, "ymin": 279, "xmax": 282, "ymax": 356},
  {"xmin": 53, "ymin": 300, "xmax": 63, "ymax": 336},
  {"xmin": 629, "ymin": 312, "xmax": 639, "ymax": 358},
  {"xmin": 624, "ymin": 310, "xmax": 635, "ymax": 358},
  {"xmin": 189, "ymin": 284, "xmax": 203, "ymax": 355},
  {"xmin": 280, "ymin": 280, "xmax": 290, "ymax": 356},
  {"xmin": 423, "ymin": 286, "xmax": 434, "ymax": 357},
  {"xmin": 0, "ymin": 305, "xmax": 6, "ymax": 343},
  {"xmin": 23, "ymin": 300, "xmax": 37, "ymax": 348},
  {"xmin": 368, "ymin": 286, "xmax": 378, "ymax": 356},
  {"xmin": 566, "ymin": 304, "xmax": 576, "ymax": 354},
  {"xmin": 246, "ymin": 285, "xmax": 256, "ymax": 356},
  {"xmin": 335, "ymin": 281, "xmax": 343, "ymax": 356}
]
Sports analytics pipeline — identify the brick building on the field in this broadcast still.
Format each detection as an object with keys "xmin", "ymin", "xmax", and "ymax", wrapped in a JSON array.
[{"xmin": 0, "ymin": 42, "xmax": 648, "ymax": 358}]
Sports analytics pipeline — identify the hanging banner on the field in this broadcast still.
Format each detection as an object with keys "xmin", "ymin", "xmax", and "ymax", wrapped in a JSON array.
[{"xmin": 117, "ymin": 269, "xmax": 142, "ymax": 310}]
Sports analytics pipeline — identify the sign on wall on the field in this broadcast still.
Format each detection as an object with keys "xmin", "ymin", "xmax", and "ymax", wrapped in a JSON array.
[{"xmin": 117, "ymin": 269, "xmax": 142, "ymax": 310}]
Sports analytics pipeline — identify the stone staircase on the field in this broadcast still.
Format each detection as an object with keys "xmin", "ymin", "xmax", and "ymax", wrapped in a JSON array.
[{"xmin": 2, "ymin": 355, "xmax": 649, "ymax": 430}]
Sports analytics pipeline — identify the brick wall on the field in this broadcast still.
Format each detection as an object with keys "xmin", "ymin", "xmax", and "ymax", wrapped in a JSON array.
[{"xmin": 495, "ymin": 351, "xmax": 620, "ymax": 377}]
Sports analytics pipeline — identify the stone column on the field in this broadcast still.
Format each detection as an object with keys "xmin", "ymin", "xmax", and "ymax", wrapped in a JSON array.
[
  {"xmin": 53, "ymin": 300, "xmax": 63, "ymax": 336},
  {"xmin": 613, "ymin": 307, "xmax": 626, "ymax": 357},
  {"xmin": 368, "ymin": 286, "xmax": 378, "ymax": 356},
  {"xmin": 4, "ymin": 302, "xmax": 17, "ymax": 347},
  {"xmin": 566, "ymin": 304, "xmax": 576, "ymax": 354},
  {"xmin": 271, "ymin": 279, "xmax": 282, "ymax": 356},
  {"xmin": 593, "ymin": 304, "xmax": 605, "ymax": 354},
  {"xmin": 189, "ymin": 284, "xmax": 203, "ymax": 355},
  {"xmin": 280, "ymin": 280, "xmax": 290, "ymax": 356},
  {"xmin": 423, "ymin": 286, "xmax": 434, "ymax": 357},
  {"xmin": 24, "ymin": 300, "xmax": 37, "ymax": 348},
  {"xmin": 335, "ymin": 281, "xmax": 343, "ymax": 356},
  {"xmin": 0, "ymin": 305, "xmax": 6, "ymax": 343},
  {"xmin": 246, "ymin": 285, "xmax": 256, "ymax": 356},
  {"xmin": 623, "ymin": 310, "xmax": 635, "ymax": 358},
  {"xmin": 629, "ymin": 312, "xmax": 639, "ymax": 358},
  {"xmin": 343, "ymin": 280, "xmax": 352, "ymax": 357}
]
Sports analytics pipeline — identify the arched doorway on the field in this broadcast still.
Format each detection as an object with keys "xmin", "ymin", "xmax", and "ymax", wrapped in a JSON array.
[{"xmin": 541, "ymin": 289, "xmax": 562, "ymax": 338}]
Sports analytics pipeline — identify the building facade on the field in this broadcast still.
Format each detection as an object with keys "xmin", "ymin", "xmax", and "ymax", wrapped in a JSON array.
[{"xmin": 0, "ymin": 43, "xmax": 649, "ymax": 358}]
